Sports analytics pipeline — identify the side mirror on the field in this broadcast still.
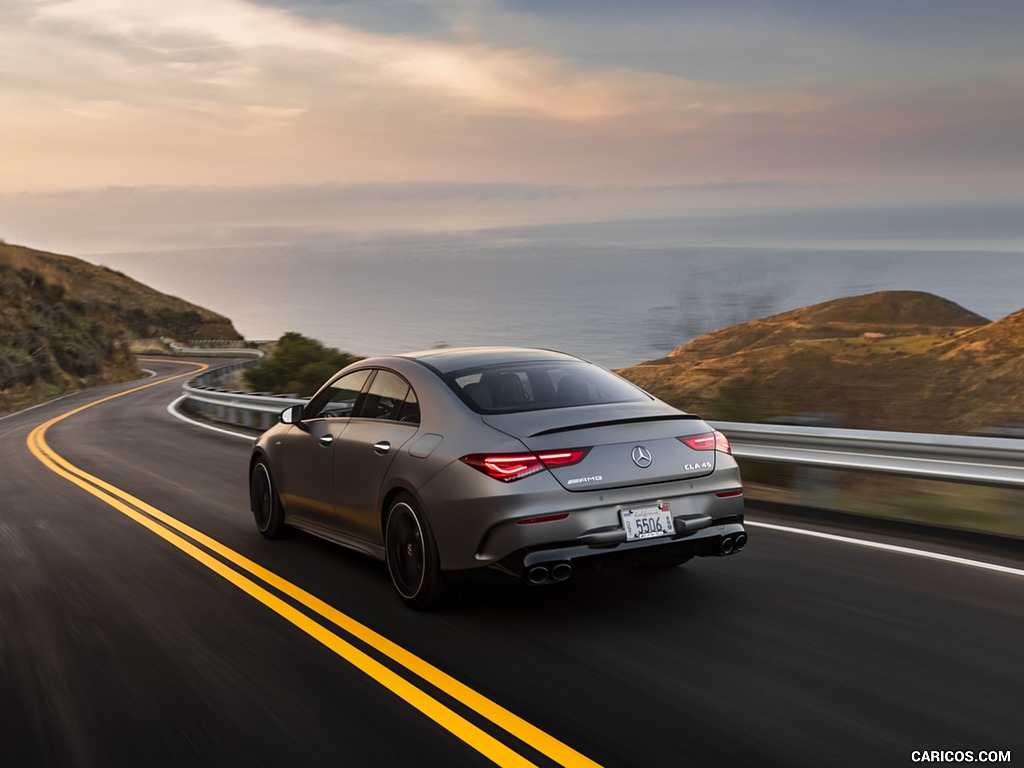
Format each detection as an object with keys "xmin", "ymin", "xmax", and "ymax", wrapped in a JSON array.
[{"xmin": 280, "ymin": 404, "xmax": 304, "ymax": 425}]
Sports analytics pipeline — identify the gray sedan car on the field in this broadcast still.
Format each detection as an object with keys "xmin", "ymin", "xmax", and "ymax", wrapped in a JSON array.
[{"xmin": 249, "ymin": 347, "xmax": 746, "ymax": 608}]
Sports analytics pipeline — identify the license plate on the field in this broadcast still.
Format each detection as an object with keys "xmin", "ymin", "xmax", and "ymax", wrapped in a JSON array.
[{"xmin": 621, "ymin": 504, "xmax": 675, "ymax": 541}]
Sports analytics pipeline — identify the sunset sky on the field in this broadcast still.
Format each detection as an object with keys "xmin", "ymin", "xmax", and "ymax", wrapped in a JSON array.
[{"xmin": 2, "ymin": 0, "xmax": 1022, "ymax": 253}]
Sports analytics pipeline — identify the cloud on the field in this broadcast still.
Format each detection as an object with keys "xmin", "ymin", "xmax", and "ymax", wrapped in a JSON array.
[
  {"xmin": 23, "ymin": 0, "xmax": 690, "ymax": 120},
  {"xmin": 4, "ymin": 0, "xmax": 786, "ymax": 190},
  {"xmin": 0, "ymin": 0, "xmax": 1021, "ymax": 209},
  {"xmin": 0, "ymin": 181, "xmax": 813, "ymax": 253},
  {"xmin": 7, "ymin": 181, "xmax": 1022, "ymax": 259}
]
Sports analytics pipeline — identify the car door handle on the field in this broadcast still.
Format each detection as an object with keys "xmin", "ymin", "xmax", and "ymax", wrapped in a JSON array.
[
  {"xmin": 319, "ymin": 435, "xmax": 334, "ymax": 447},
  {"xmin": 373, "ymin": 441, "xmax": 391, "ymax": 455}
]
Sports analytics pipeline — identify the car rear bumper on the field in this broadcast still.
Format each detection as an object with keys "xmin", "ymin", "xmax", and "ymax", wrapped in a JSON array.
[{"xmin": 450, "ymin": 518, "xmax": 747, "ymax": 585}]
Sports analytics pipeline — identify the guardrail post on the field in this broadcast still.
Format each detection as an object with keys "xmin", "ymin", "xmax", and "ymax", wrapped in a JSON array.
[
  {"xmin": 793, "ymin": 464, "xmax": 837, "ymax": 512},
  {"xmin": 176, "ymin": 344, "xmax": 305, "ymax": 435}
]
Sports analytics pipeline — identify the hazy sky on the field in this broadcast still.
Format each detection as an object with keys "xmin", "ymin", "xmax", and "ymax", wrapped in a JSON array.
[{"xmin": 2, "ymin": 0, "xmax": 1022, "ymax": 253}]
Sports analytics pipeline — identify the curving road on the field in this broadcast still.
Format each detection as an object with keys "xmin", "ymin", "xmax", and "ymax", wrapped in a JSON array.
[{"xmin": 2, "ymin": 359, "xmax": 1021, "ymax": 767}]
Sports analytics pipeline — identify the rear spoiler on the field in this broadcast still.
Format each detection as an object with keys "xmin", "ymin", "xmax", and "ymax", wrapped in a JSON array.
[{"xmin": 529, "ymin": 413, "xmax": 702, "ymax": 438}]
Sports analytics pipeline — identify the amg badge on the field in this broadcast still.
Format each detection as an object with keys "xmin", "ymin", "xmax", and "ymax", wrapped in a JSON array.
[{"xmin": 566, "ymin": 475, "xmax": 604, "ymax": 486}]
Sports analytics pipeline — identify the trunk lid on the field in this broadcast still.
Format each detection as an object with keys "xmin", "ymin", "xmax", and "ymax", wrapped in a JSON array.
[{"xmin": 482, "ymin": 402, "xmax": 718, "ymax": 491}]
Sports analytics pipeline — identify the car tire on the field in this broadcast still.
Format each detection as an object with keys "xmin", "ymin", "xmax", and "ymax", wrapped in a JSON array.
[
  {"xmin": 385, "ymin": 494, "xmax": 461, "ymax": 610},
  {"xmin": 250, "ymin": 459, "xmax": 292, "ymax": 539}
]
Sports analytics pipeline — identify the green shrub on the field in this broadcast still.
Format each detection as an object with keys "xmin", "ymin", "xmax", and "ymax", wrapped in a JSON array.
[{"xmin": 245, "ymin": 332, "xmax": 361, "ymax": 396}]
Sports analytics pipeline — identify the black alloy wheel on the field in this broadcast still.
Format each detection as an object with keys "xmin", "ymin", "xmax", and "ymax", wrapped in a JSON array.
[
  {"xmin": 385, "ymin": 494, "xmax": 460, "ymax": 610},
  {"xmin": 250, "ymin": 459, "xmax": 292, "ymax": 539}
]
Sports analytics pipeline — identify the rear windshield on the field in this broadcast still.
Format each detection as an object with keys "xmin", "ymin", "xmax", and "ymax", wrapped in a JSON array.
[{"xmin": 443, "ymin": 360, "xmax": 650, "ymax": 413}]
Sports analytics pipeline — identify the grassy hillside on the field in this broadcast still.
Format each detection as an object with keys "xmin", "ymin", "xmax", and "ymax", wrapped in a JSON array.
[
  {"xmin": 619, "ymin": 290, "xmax": 1024, "ymax": 434},
  {"xmin": 1, "ymin": 241, "xmax": 241, "ymax": 413}
]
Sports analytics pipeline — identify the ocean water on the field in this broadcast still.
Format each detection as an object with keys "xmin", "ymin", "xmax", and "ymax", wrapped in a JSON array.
[{"xmin": 95, "ymin": 232, "xmax": 1024, "ymax": 368}]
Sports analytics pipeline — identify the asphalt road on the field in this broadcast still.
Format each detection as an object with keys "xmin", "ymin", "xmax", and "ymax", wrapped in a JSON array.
[{"xmin": 2, "ymin": 359, "xmax": 1021, "ymax": 767}]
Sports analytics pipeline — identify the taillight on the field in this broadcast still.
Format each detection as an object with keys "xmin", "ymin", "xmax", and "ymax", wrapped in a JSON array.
[
  {"xmin": 535, "ymin": 449, "xmax": 590, "ymax": 467},
  {"xmin": 679, "ymin": 431, "xmax": 732, "ymax": 455},
  {"xmin": 461, "ymin": 448, "xmax": 590, "ymax": 482}
]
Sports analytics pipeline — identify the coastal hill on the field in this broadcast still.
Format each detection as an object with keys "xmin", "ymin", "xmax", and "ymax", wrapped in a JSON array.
[
  {"xmin": 5, "ymin": 240, "xmax": 1022, "ymax": 437},
  {"xmin": 618, "ymin": 290, "xmax": 1024, "ymax": 434},
  {"xmin": 1, "ymin": 241, "xmax": 240, "ymax": 413}
]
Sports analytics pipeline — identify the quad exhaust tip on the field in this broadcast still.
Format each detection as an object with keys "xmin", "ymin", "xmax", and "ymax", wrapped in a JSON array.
[
  {"xmin": 526, "ymin": 533, "xmax": 747, "ymax": 580},
  {"xmin": 718, "ymin": 533, "xmax": 748, "ymax": 556},
  {"xmin": 526, "ymin": 563, "xmax": 572, "ymax": 585}
]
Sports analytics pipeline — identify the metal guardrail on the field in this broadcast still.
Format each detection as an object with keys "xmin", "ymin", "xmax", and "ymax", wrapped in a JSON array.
[
  {"xmin": 176, "ymin": 348, "xmax": 303, "ymax": 431},
  {"xmin": 173, "ymin": 351, "xmax": 1024, "ymax": 489},
  {"xmin": 182, "ymin": 385, "xmax": 304, "ymax": 431},
  {"xmin": 711, "ymin": 421, "xmax": 1024, "ymax": 490},
  {"xmin": 168, "ymin": 349, "xmax": 1024, "ymax": 539},
  {"xmin": 170, "ymin": 342, "xmax": 265, "ymax": 359}
]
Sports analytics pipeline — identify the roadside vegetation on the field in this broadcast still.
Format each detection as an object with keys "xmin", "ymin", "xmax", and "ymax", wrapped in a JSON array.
[
  {"xmin": 618, "ymin": 290, "xmax": 1024, "ymax": 435},
  {"xmin": 1, "ymin": 241, "xmax": 241, "ymax": 415},
  {"xmin": 617, "ymin": 290, "xmax": 1024, "ymax": 538},
  {"xmin": 244, "ymin": 332, "xmax": 361, "ymax": 397},
  {"xmin": 1, "ymin": 258, "xmax": 138, "ymax": 412}
]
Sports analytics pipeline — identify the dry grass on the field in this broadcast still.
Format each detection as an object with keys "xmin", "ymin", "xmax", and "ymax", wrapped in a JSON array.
[
  {"xmin": 619, "ymin": 290, "xmax": 1024, "ymax": 434},
  {"xmin": 1, "ymin": 241, "xmax": 242, "ymax": 414}
]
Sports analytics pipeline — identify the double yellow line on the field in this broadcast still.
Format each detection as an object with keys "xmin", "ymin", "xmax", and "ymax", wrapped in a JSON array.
[{"xmin": 26, "ymin": 361, "xmax": 601, "ymax": 768}]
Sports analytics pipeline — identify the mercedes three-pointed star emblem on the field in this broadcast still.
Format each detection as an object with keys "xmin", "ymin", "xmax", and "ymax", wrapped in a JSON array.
[{"xmin": 631, "ymin": 445, "xmax": 653, "ymax": 468}]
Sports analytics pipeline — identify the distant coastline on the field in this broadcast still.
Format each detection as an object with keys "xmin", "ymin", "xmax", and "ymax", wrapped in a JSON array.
[{"xmin": 94, "ymin": 237, "xmax": 1024, "ymax": 368}]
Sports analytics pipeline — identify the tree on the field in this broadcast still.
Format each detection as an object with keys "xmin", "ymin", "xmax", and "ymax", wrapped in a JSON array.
[{"xmin": 244, "ymin": 332, "xmax": 361, "ymax": 396}]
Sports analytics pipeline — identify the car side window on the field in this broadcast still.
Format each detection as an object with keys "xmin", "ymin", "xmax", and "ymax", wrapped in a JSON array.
[
  {"xmin": 355, "ymin": 370, "xmax": 419, "ymax": 424},
  {"xmin": 304, "ymin": 369, "xmax": 372, "ymax": 420},
  {"xmin": 397, "ymin": 388, "xmax": 420, "ymax": 424}
]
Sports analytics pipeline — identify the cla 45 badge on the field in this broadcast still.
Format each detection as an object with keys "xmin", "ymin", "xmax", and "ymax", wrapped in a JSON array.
[{"xmin": 684, "ymin": 461, "xmax": 714, "ymax": 471}]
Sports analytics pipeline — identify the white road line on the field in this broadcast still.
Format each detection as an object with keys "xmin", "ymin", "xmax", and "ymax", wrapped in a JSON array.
[
  {"xmin": 166, "ymin": 395, "xmax": 255, "ymax": 440},
  {"xmin": 0, "ymin": 392, "xmax": 77, "ymax": 421},
  {"xmin": 2, "ymin": 370, "xmax": 159, "ymax": 423},
  {"xmin": 747, "ymin": 520, "xmax": 1024, "ymax": 577}
]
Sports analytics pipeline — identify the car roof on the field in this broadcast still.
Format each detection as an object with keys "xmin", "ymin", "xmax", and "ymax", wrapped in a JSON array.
[{"xmin": 396, "ymin": 346, "xmax": 584, "ymax": 374}]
